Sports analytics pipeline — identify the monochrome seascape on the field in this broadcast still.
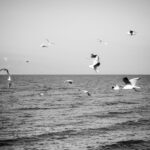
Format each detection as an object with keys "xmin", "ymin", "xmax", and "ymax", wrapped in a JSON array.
[{"xmin": 0, "ymin": 75, "xmax": 150, "ymax": 150}]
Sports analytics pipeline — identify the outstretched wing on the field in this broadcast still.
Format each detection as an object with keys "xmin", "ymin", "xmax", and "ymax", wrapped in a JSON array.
[
  {"xmin": 0, "ymin": 68, "xmax": 9, "ymax": 74},
  {"xmin": 91, "ymin": 53, "xmax": 97, "ymax": 58},
  {"xmin": 129, "ymin": 77, "xmax": 141, "ymax": 86},
  {"xmin": 123, "ymin": 77, "xmax": 131, "ymax": 85}
]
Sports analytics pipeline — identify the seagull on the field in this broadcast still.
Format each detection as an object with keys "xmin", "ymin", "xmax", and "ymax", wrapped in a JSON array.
[
  {"xmin": 112, "ymin": 84, "xmax": 120, "ymax": 90},
  {"xmin": 0, "ymin": 68, "xmax": 10, "ymax": 75},
  {"xmin": 0, "ymin": 68, "xmax": 12, "ymax": 88},
  {"xmin": 89, "ymin": 53, "xmax": 100, "ymax": 73},
  {"xmin": 82, "ymin": 90, "xmax": 91, "ymax": 96},
  {"xmin": 127, "ymin": 30, "xmax": 136, "ymax": 36},
  {"xmin": 122, "ymin": 77, "xmax": 141, "ymax": 90},
  {"xmin": 64, "ymin": 80, "xmax": 74, "ymax": 84},
  {"xmin": 40, "ymin": 39, "xmax": 55, "ymax": 48},
  {"xmin": 112, "ymin": 77, "xmax": 141, "ymax": 91}
]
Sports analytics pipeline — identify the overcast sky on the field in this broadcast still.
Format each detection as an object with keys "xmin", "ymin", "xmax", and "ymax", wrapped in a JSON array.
[{"xmin": 0, "ymin": 0, "xmax": 150, "ymax": 74}]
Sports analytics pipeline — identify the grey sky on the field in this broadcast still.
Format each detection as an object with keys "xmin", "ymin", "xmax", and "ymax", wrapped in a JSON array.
[{"xmin": 0, "ymin": 0, "xmax": 150, "ymax": 74}]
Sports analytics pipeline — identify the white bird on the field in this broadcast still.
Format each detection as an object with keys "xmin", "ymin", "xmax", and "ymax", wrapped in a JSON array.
[
  {"xmin": 64, "ymin": 80, "xmax": 74, "ymax": 84},
  {"xmin": 89, "ymin": 53, "xmax": 100, "ymax": 73},
  {"xmin": 7, "ymin": 75, "xmax": 11, "ymax": 81},
  {"xmin": 40, "ymin": 39, "xmax": 55, "ymax": 48},
  {"xmin": 0, "ymin": 68, "xmax": 12, "ymax": 88},
  {"xmin": 82, "ymin": 90, "xmax": 91, "ymax": 96},
  {"xmin": 112, "ymin": 84, "xmax": 120, "ymax": 90},
  {"xmin": 112, "ymin": 77, "xmax": 141, "ymax": 91},
  {"xmin": 122, "ymin": 77, "xmax": 141, "ymax": 90}
]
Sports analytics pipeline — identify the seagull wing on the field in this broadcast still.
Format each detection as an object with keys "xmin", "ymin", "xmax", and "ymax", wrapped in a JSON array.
[
  {"xmin": 92, "ymin": 55, "xmax": 100, "ymax": 65},
  {"xmin": 123, "ymin": 77, "xmax": 131, "ymax": 85},
  {"xmin": 0, "ymin": 68, "xmax": 10, "ymax": 75},
  {"xmin": 129, "ymin": 77, "xmax": 140, "ymax": 86}
]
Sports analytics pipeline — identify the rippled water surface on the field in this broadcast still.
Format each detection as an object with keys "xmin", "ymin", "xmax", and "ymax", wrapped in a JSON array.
[{"xmin": 0, "ymin": 75, "xmax": 150, "ymax": 150}]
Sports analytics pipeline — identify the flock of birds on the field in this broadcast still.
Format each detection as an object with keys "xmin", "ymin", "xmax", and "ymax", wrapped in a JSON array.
[{"xmin": 0, "ymin": 29, "xmax": 141, "ymax": 95}]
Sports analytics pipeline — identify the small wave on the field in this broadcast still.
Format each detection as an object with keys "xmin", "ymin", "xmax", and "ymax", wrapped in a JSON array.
[
  {"xmin": 17, "ymin": 107, "xmax": 50, "ymax": 110},
  {"xmin": 116, "ymin": 118, "xmax": 150, "ymax": 127},
  {"xmin": 104, "ymin": 101, "xmax": 137, "ymax": 106},
  {"xmin": 0, "ymin": 129, "xmax": 78, "ymax": 147},
  {"xmin": 96, "ymin": 140, "xmax": 150, "ymax": 150}
]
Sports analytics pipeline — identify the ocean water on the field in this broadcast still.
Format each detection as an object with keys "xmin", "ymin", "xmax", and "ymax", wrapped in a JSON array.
[{"xmin": 0, "ymin": 75, "xmax": 150, "ymax": 150}]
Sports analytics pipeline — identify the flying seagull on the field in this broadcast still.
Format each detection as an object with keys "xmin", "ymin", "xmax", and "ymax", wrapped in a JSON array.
[
  {"xmin": 40, "ymin": 39, "xmax": 55, "ymax": 48},
  {"xmin": 112, "ymin": 84, "xmax": 120, "ymax": 90},
  {"xmin": 0, "ymin": 68, "xmax": 12, "ymax": 88},
  {"xmin": 112, "ymin": 77, "xmax": 141, "ymax": 91},
  {"xmin": 127, "ymin": 30, "xmax": 136, "ymax": 36},
  {"xmin": 0, "ymin": 68, "xmax": 10, "ymax": 75},
  {"xmin": 89, "ymin": 53, "xmax": 100, "ymax": 73}
]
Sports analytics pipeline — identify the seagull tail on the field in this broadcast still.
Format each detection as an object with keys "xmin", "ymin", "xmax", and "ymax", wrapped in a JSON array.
[
  {"xmin": 134, "ymin": 86, "xmax": 141, "ymax": 89},
  {"xmin": 89, "ymin": 65, "xmax": 94, "ymax": 69}
]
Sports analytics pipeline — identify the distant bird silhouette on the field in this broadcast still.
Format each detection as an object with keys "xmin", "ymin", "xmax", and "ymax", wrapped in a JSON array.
[
  {"xmin": 112, "ymin": 77, "xmax": 141, "ymax": 91},
  {"xmin": 128, "ymin": 30, "xmax": 136, "ymax": 36},
  {"xmin": 89, "ymin": 53, "xmax": 100, "ymax": 73},
  {"xmin": 97, "ymin": 39, "xmax": 108, "ymax": 45},
  {"xmin": 40, "ymin": 39, "xmax": 55, "ymax": 48}
]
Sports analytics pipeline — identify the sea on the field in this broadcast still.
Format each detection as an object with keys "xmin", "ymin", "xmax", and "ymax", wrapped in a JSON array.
[{"xmin": 0, "ymin": 75, "xmax": 150, "ymax": 150}]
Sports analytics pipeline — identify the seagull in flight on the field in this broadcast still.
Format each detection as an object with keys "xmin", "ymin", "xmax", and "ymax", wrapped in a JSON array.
[
  {"xmin": 112, "ymin": 77, "xmax": 141, "ymax": 91},
  {"xmin": 127, "ymin": 30, "xmax": 136, "ymax": 36},
  {"xmin": 0, "ymin": 68, "xmax": 12, "ymax": 88},
  {"xmin": 40, "ymin": 39, "xmax": 55, "ymax": 48},
  {"xmin": 89, "ymin": 53, "xmax": 100, "ymax": 73},
  {"xmin": 0, "ymin": 68, "xmax": 10, "ymax": 75}
]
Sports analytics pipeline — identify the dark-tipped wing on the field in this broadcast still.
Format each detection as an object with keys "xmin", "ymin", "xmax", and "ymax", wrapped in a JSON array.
[
  {"xmin": 123, "ymin": 77, "xmax": 131, "ymax": 85},
  {"xmin": 94, "ymin": 62, "xmax": 100, "ymax": 68},
  {"xmin": 0, "ymin": 68, "xmax": 9, "ymax": 74},
  {"xmin": 91, "ymin": 53, "xmax": 97, "ymax": 58}
]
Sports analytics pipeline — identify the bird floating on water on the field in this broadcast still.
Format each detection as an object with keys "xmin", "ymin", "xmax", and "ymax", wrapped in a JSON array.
[
  {"xmin": 89, "ymin": 53, "xmax": 100, "ymax": 73},
  {"xmin": 82, "ymin": 90, "xmax": 91, "ymax": 96},
  {"xmin": 112, "ymin": 77, "xmax": 141, "ymax": 91},
  {"xmin": 64, "ymin": 80, "xmax": 74, "ymax": 84}
]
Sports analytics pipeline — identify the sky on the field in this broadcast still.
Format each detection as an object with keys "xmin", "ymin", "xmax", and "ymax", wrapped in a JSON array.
[{"xmin": 0, "ymin": 0, "xmax": 150, "ymax": 74}]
